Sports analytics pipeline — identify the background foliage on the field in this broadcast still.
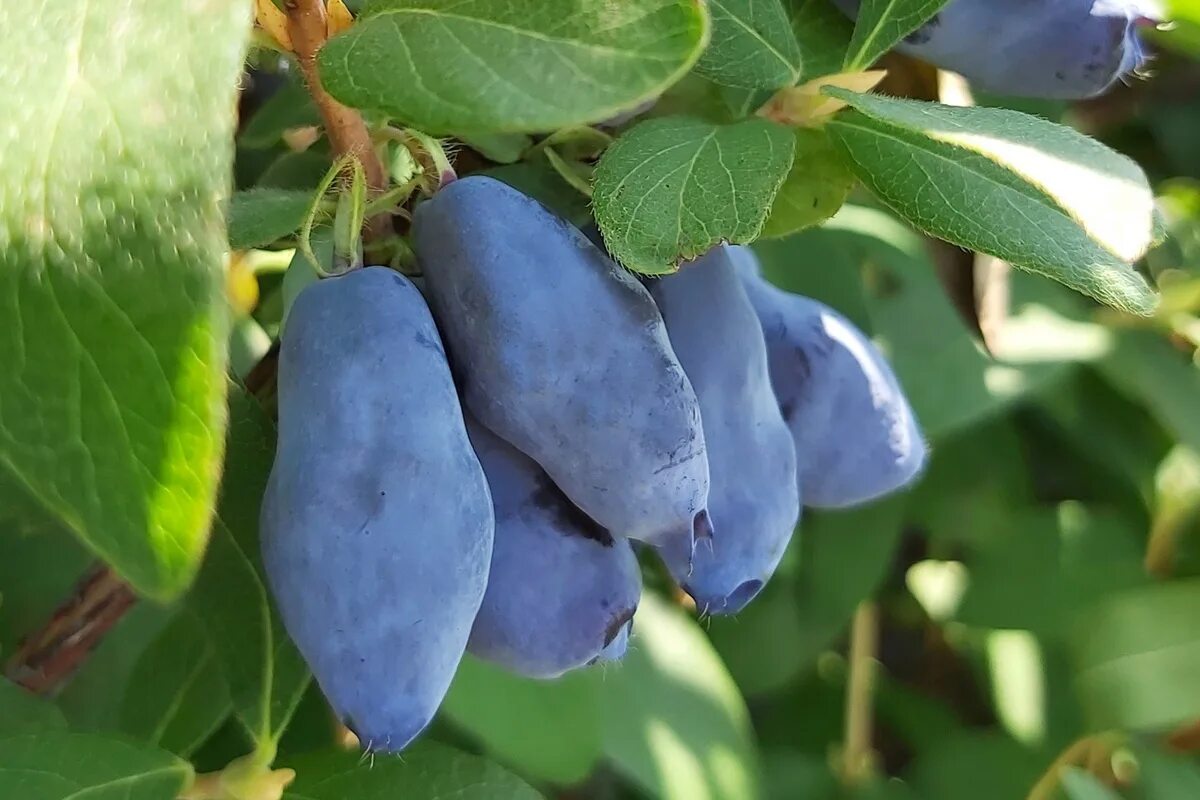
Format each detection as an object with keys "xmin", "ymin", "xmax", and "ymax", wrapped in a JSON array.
[{"xmin": 2, "ymin": 0, "xmax": 1200, "ymax": 798}]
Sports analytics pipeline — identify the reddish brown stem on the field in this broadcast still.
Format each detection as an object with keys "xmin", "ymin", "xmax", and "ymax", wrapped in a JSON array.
[
  {"xmin": 4, "ymin": 565, "xmax": 137, "ymax": 695},
  {"xmin": 284, "ymin": 0, "xmax": 391, "ymax": 243}
]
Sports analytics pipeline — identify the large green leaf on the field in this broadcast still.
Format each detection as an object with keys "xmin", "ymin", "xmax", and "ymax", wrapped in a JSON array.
[
  {"xmin": 238, "ymin": 78, "xmax": 321, "ymax": 149},
  {"xmin": 905, "ymin": 733, "xmax": 1043, "ymax": 800},
  {"xmin": 0, "ymin": 0, "xmax": 251, "ymax": 598},
  {"xmin": 1072, "ymin": 580, "xmax": 1200, "ymax": 731},
  {"xmin": 118, "ymin": 612, "xmax": 231, "ymax": 757},
  {"xmin": 283, "ymin": 745, "xmax": 542, "ymax": 800},
  {"xmin": 828, "ymin": 89, "xmax": 1156, "ymax": 263},
  {"xmin": 695, "ymin": 0, "xmax": 803, "ymax": 89},
  {"xmin": 228, "ymin": 189, "xmax": 313, "ymax": 250},
  {"xmin": 844, "ymin": 0, "xmax": 947, "ymax": 71},
  {"xmin": 788, "ymin": 0, "xmax": 854, "ymax": 78},
  {"xmin": 318, "ymin": 0, "xmax": 709, "ymax": 135},
  {"xmin": 0, "ymin": 732, "xmax": 191, "ymax": 800},
  {"xmin": 1097, "ymin": 330, "xmax": 1200, "ymax": 455},
  {"xmin": 824, "ymin": 91, "xmax": 1157, "ymax": 315},
  {"xmin": 0, "ymin": 680, "xmax": 66, "ymax": 738},
  {"xmin": 592, "ymin": 116, "xmax": 794, "ymax": 274},
  {"xmin": 954, "ymin": 507, "xmax": 1147, "ymax": 638},
  {"xmin": 187, "ymin": 386, "xmax": 309, "ymax": 747},
  {"xmin": 601, "ymin": 593, "xmax": 759, "ymax": 800},
  {"xmin": 441, "ymin": 656, "xmax": 602, "ymax": 784}
]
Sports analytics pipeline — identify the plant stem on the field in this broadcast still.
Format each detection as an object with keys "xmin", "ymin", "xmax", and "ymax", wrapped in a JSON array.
[
  {"xmin": 3, "ymin": 564, "xmax": 136, "ymax": 694},
  {"xmin": 6, "ymin": 346, "xmax": 282, "ymax": 696},
  {"xmin": 841, "ymin": 601, "xmax": 879, "ymax": 787},
  {"xmin": 284, "ymin": 0, "xmax": 390, "ymax": 243}
]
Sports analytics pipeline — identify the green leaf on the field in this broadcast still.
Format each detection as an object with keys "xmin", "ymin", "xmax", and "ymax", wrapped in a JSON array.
[
  {"xmin": 1034, "ymin": 369, "xmax": 1172, "ymax": 504},
  {"xmin": 790, "ymin": 499, "xmax": 904, "ymax": 652},
  {"xmin": 762, "ymin": 753, "xmax": 838, "ymax": 800},
  {"xmin": 458, "ymin": 133, "xmax": 533, "ymax": 165},
  {"xmin": 318, "ymin": 0, "xmax": 709, "ymax": 135},
  {"xmin": 592, "ymin": 116, "xmax": 794, "ymax": 274},
  {"xmin": 228, "ymin": 189, "xmax": 313, "ymax": 250},
  {"xmin": 824, "ymin": 90, "xmax": 1158, "ymax": 315},
  {"xmin": 818, "ymin": 206, "xmax": 1091, "ymax": 438},
  {"xmin": 1097, "ymin": 330, "xmax": 1200, "ymax": 455},
  {"xmin": 1060, "ymin": 768, "xmax": 1123, "ymax": 800},
  {"xmin": 844, "ymin": 0, "xmax": 947, "ymax": 71},
  {"xmin": 905, "ymin": 732, "xmax": 1043, "ymax": 800},
  {"xmin": 954, "ymin": 507, "xmax": 1147, "ymax": 638},
  {"xmin": 0, "ymin": 679, "xmax": 66, "ymax": 737},
  {"xmin": 751, "ymin": 228, "xmax": 874, "ymax": 331},
  {"xmin": 0, "ymin": 732, "xmax": 192, "ymax": 800},
  {"xmin": 256, "ymin": 149, "xmax": 335, "ymax": 191},
  {"xmin": 187, "ymin": 386, "xmax": 309, "ymax": 747},
  {"xmin": 55, "ymin": 604, "xmax": 178, "ymax": 732},
  {"xmin": 760, "ymin": 127, "xmax": 855, "ymax": 238},
  {"xmin": 118, "ymin": 613, "xmax": 231, "ymax": 757},
  {"xmin": 695, "ymin": 0, "xmax": 803, "ymax": 89},
  {"xmin": 1130, "ymin": 744, "xmax": 1200, "ymax": 800},
  {"xmin": 239, "ymin": 78, "xmax": 321, "ymax": 149},
  {"xmin": 1073, "ymin": 580, "xmax": 1200, "ymax": 731},
  {"xmin": 717, "ymin": 85, "xmax": 776, "ymax": 118},
  {"xmin": 601, "ymin": 593, "xmax": 759, "ymax": 800},
  {"xmin": 441, "ymin": 656, "xmax": 601, "ymax": 784},
  {"xmin": 483, "ymin": 161, "xmax": 593, "ymax": 227},
  {"xmin": 789, "ymin": 0, "xmax": 855, "ymax": 79},
  {"xmin": 0, "ymin": 0, "xmax": 250, "ymax": 599},
  {"xmin": 707, "ymin": 579, "xmax": 811, "ymax": 696},
  {"xmin": 0, "ymin": 528, "xmax": 92, "ymax": 654},
  {"xmin": 282, "ymin": 744, "xmax": 543, "ymax": 800},
  {"xmin": 828, "ymin": 89, "xmax": 1157, "ymax": 263}
]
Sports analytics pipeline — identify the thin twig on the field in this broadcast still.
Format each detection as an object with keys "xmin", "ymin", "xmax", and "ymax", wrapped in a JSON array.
[
  {"xmin": 840, "ymin": 601, "xmax": 879, "ymax": 787},
  {"xmin": 4, "ymin": 565, "xmax": 137, "ymax": 694}
]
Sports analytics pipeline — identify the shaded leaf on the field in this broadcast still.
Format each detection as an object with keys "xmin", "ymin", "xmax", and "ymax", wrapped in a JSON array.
[
  {"xmin": 188, "ymin": 386, "xmax": 309, "ymax": 747},
  {"xmin": 905, "ymin": 732, "xmax": 1042, "ymax": 800},
  {"xmin": 0, "ymin": 679, "xmax": 66, "ymax": 737},
  {"xmin": 441, "ymin": 656, "xmax": 601, "ymax": 784},
  {"xmin": 601, "ymin": 593, "xmax": 759, "ymax": 800},
  {"xmin": 119, "ymin": 613, "xmax": 231, "ymax": 757},
  {"xmin": 239, "ymin": 78, "xmax": 321, "ymax": 149},
  {"xmin": 283, "ymin": 744, "xmax": 542, "ymax": 799},
  {"xmin": 1073, "ymin": 580, "xmax": 1200, "ymax": 731},
  {"xmin": 760, "ymin": 127, "xmax": 855, "ymax": 238},
  {"xmin": 844, "ymin": 0, "xmax": 947, "ymax": 71},
  {"xmin": 228, "ymin": 189, "xmax": 313, "ymax": 250},
  {"xmin": 0, "ymin": 732, "xmax": 191, "ymax": 800},
  {"xmin": 789, "ymin": 0, "xmax": 855, "ymax": 78}
]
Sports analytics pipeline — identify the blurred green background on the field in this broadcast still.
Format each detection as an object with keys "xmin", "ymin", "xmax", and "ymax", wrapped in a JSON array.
[{"xmin": 5, "ymin": 5, "xmax": 1200, "ymax": 800}]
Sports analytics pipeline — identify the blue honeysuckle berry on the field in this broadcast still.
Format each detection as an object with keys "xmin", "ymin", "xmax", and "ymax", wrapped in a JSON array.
[{"xmin": 833, "ymin": 0, "xmax": 1162, "ymax": 99}]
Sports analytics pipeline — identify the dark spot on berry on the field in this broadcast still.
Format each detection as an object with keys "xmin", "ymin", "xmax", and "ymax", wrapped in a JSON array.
[
  {"xmin": 530, "ymin": 473, "xmax": 614, "ymax": 546},
  {"xmin": 905, "ymin": 14, "xmax": 938, "ymax": 45},
  {"xmin": 603, "ymin": 606, "xmax": 636, "ymax": 646}
]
